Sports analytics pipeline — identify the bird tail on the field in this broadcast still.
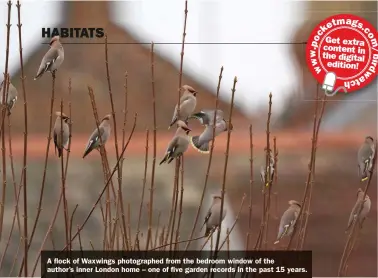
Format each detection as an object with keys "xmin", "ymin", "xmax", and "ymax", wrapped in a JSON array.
[
  {"xmin": 34, "ymin": 63, "xmax": 50, "ymax": 80},
  {"xmin": 34, "ymin": 69, "xmax": 44, "ymax": 81},
  {"xmin": 168, "ymin": 117, "xmax": 177, "ymax": 130},
  {"xmin": 82, "ymin": 148, "xmax": 91, "ymax": 159},
  {"xmin": 190, "ymin": 136, "xmax": 210, "ymax": 154},
  {"xmin": 57, "ymin": 148, "xmax": 63, "ymax": 158},
  {"xmin": 361, "ymin": 175, "xmax": 369, "ymax": 182},
  {"xmin": 159, "ymin": 153, "xmax": 169, "ymax": 165}
]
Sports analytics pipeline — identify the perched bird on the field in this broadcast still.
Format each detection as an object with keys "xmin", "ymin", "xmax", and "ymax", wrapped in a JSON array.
[
  {"xmin": 274, "ymin": 200, "xmax": 301, "ymax": 244},
  {"xmin": 189, "ymin": 110, "xmax": 232, "ymax": 154},
  {"xmin": 53, "ymin": 111, "xmax": 70, "ymax": 158},
  {"xmin": 168, "ymin": 85, "xmax": 197, "ymax": 129},
  {"xmin": 159, "ymin": 120, "xmax": 191, "ymax": 165},
  {"xmin": 0, "ymin": 80, "xmax": 18, "ymax": 116},
  {"xmin": 82, "ymin": 114, "xmax": 112, "ymax": 159},
  {"xmin": 346, "ymin": 188, "xmax": 371, "ymax": 232},
  {"xmin": 34, "ymin": 36, "xmax": 64, "ymax": 80},
  {"xmin": 260, "ymin": 150, "xmax": 275, "ymax": 187},
  {"xmin": 201, "ymin": 194, "xmax": 227, "ymax": 237},
  {"xmin": 357, "ymin": 136, "xmax": 375, "ymax": 182}
]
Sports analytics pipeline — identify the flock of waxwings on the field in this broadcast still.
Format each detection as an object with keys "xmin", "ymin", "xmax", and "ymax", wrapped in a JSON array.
[{"xmin": 0, "ymin": 36, "xmax": 375, "ymax": 244}]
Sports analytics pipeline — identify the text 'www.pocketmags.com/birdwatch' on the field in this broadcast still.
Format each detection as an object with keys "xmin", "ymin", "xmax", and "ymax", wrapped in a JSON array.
[
  {"xmin": 41, "ymin": 27, "xmax": 105, "ymax": 39},
  {"xmin": 306, "ymin": 13, "xmax": 378, "ymax": 94}
]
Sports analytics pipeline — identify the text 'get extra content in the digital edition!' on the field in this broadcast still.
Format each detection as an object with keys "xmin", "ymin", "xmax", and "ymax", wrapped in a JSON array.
[{"xmin": 41, "ymin": 251, "xmax": 312, "ymax": 277}]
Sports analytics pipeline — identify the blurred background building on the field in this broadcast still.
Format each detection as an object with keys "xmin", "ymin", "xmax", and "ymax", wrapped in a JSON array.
[{"xmin": 0, "ymin": 1, "xmax": 376, "ymax": 276}]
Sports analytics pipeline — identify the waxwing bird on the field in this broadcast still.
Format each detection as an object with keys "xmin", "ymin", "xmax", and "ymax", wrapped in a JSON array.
[
  {"xmin": 34, "ymin": 36, "xmax": 64, "ymax": 80},
  {"xmin": 0, "ymin": 80, "xmax": 18, "ymax": 116},
  {"xmin": 260, "ymin": 150, "xmax": 275, "ymax": 187},
  {"xmin": 189, "ymin": 109, "xmax": 224, "ymax": 126},
  {"xmin": 201, "ymin": 194, "xmax": 227, "ymax": 237},
  {"xmin": 190, "ymin": 119, "xmax": 232, "ymax": 154},
  {"xmin": 83, "ymin": 114, "xmax": 112, "ymax": 159},
  {"xmin": 346, "ymin": 188, "xmax": 371, "ymax": 232},
  {"xmin": 357, "ymin": 136, "xmax": 375, "ymax": 182},
  {"xmin": 53, "ymin": 111, "xmax": 70, "ymax": 158},
  {"xmin": 274, "ymin": 200, "xmax": 301, "ymax": 244},
  {"xmin": 159, "ymin": 120, "xmax": 191, "ymax": 165},
  {"xmin": 168, "ymin": 85, "xmax": 197, "ymax": 129}
]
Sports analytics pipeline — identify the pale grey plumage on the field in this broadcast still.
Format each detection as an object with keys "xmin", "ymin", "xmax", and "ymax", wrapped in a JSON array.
[
  {"xmin": 83, "ymin": 114, "xmax": 112, "ymax": 158},
  {"xmin": 346, "ymin": 188, "xmax": 371, "ymax": 232},
  {"xmin": 160, "ymin": 120, "xmax": 191, "ymax": 165},
  {"xmin": 53, "ymin": 111, "xmax": 70, "ymax": 158},
  {"xmin": 357, "ymin": 136, "xmax": 375, "ymax": 182},
  {"xmin": 274, "ymin": 200, "xmax": 301, "ymax": 244},
  {"xmin": 168, "ymin": 85, "xmax": 197, "ymax": 129},
  {"xmin": 202, "ymin": 195, "xmax": 227, "ymax": 237},
  {"xmin": 260, "ymin": 150, "xmax": 275, "ymax": 187},
  {"xmin": 189, "ymin": 109, "xmax": 224, "ymax": 126},
  {"xmin": 34, "ymin": 36, "xmax": 64, "ymax": 80},
  {"xmin": 0, "ymin": 80, "xmax": 18, "ymax": 115}
]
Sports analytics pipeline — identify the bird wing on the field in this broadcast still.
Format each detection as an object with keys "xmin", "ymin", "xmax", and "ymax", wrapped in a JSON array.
[
  {"xmin": 84, "ymin": 126, "xmax": 105, "ymax": 153},
  {"xmin": 279, "ymin": 208, "xmax": 297, "ymax": 236},
  {"xmin": 166, "ymin": 136, "xmax": 179, "ymax": 155},
  {"xmin": 40, "ymin": 48, "xmax": 60, "ymax": 73},
  {"xmin": 205, "ymin": 109, "xmax": 224, "ymax": 123},
  {"xmin": 201, "ymin": 205, "xmax": 214, "ymax": 231}
]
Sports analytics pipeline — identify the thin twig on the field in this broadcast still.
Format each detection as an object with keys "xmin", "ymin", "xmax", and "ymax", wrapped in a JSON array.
[
  {"xmin": 0, "ymin": 0, "xmax": 12, "ymax": 242},
  {"xmin": 16, "ymin": 2, "xmax": 29, "ymax": 274},
  {"xmin": 118, "ymin": 71, "xmax": 129, "ymax": 250},
  {"xmin": 262, "ymin": 93, "xmax": 273, "ymax": 250},
  {"xmin": 0, "ymin": 172, "xmax": 23, "ymax": 270},
  {"xmin": 64, "ymin": 78, "xmax": 73, "ymax": 249},
  {"xmin": 219, "ymin": 194, "xmax": 246, "ymax": 250},
  {"xmin": 153, "ymin": 211, "xmax": 161, "ymax": 249},
  {"xmin": 31, "ymin": 192, "xmax": 63, "ymax": 276},
  {"xmin": 151, "ymin": 235, "xmax": 206, "ymax": 251},
  {"xmin": 59, "ymin": 99, "xmax": 70, "ymax": 249},
  {"xmin": 174, "ymin": 156, "xmax": 185, "ymax": 250},
  {"xmin": 135, "ymin": 129, "xmax": 149, "ymax": 249},
  {"xmin": 104, "ymin": 35, "xmax": 125, "ymax": 252},
  {"xmin": 21, "ymin": 72, "xmax": 56, "ymax": 277},
  {"xmin": 286, "ymin": 84, "xmax": 323, "ymax": 250},
  {"xmin": 245, "ymin": 125, "xmax": 253, "ymax": 250},
  {"xmin": 273, "ymin": 137, "xmax": 278, "ymax": 219},
  {"xmin": 211, "ymin": 76, "xmax": 237, "ymax": 278},
  {"xmin": 299, "ymin": 93, "xmax": 327, "ymax": 249},
  {"xmin": 185, "ymin": 66, "xmax": 224, "ymax": 250},
  {"xmin": 146, "ymin": 42, "xmax": 157, "ymax": 251}
]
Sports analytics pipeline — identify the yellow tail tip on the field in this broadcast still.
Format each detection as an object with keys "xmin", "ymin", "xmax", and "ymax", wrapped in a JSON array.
[
  {"xmin": 361, "ymin": 177, "xmax": 368, "ymax": 182},
  {"xmin": 189, "ymin": 136, "xmax": 210, "ymax": 154},
  {"xmin": 273, "ymin": 240, "xmax": 279, "ymax": 245}
]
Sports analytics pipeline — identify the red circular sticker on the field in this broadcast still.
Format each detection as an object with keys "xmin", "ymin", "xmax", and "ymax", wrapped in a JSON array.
[{"xmin": 306, "ymin": 14, "xmax": 378, "ymax": 94}]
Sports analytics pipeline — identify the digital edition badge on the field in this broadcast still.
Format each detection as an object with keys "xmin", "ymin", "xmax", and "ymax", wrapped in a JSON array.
[{"xmin": 306, "ymin": 14, "xmax": 378, "ymax": 95}]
